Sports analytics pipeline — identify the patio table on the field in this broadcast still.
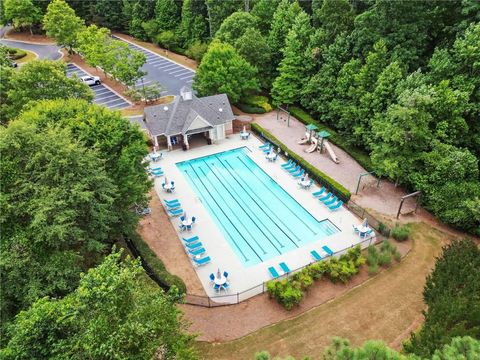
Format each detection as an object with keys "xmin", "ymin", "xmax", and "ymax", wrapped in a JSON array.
[
  {"xmin": 163, "ymin": 183, "xmax": 173, "ymax": 192},
  {"xmin": 150, "ymin": 152, "xmax": 161, "ymax": 161},
  {"xmin": 240, "ymin": 132, "xmax": 250, "ymax": 140},
  {"xmin": 181, "ymin": 218, "xmax": 193, "ymax": 227},
  {"xmin": 266, "ymin": 152, "xmax": 277, "ymax": 161},
  {"xmin": 299, "ymin": 179, "xmax": 311, "ymax": 189},
  {"xmin": 214, "ymin": 275, "xmax": 227, "ymax": 286}
]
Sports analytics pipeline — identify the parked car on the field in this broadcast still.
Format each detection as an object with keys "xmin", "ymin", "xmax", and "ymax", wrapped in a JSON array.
[{"xmin": 79, "ymin": 75, "xmax": 101, "ymax": 86}]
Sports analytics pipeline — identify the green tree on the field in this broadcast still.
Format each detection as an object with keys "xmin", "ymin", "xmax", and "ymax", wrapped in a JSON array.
[
  {"xmin": 406, "ymin": 239, "xmax": 480, "ymax": 357},
  {"xmin": 155, "ymin": 0, "xmax": 180, "ymax": 32},
  {"xmin": 271, "ymin": 11, "xmax": 313, "ymax": 106},
  {"xmin": 205, "ymin": 0, "xmax": 244, "ymax": 37},
  {"xmin": 42, "ymin": 0, "xmax": 85, "ymax": 52},
  {"xmin": 0, "ymin": 66, "xmax": 15, "ymax": 124},
  {"xmin": 251, "ymin": 0, "xmax": 280, "ymax": 35},
  {"xmin": 107, "ymin": 40, "xmax": 146, "ymax": 86},
  {"xmin": 313, "ymin": 0, "xmax": 354, "ymax": 43},
  {"xmin": 18, "ymin": 99, "xmax": 151, "ymax": 236},
  {"xmin": 193, "ymin": 40, "xmax": 259, "ymax": 103},
  {"xmin": 268, "ymin": 0, "xmax": 302, "ymax": 71},
  {"xmin": 235, "ymin": 27, "xmax": 272, "ymax": 89},
  {"xmin": 0, "ymin": 120, "xmax": 116, "ymax": 329},
  {"xmin": 1, "ymin": 249, "xmax": 197, "ymax": 359},
  {"xmin": 129, "ymin": 0, "xmax": 156, "ymax": 40},
  {"xmin": 4, "ymin": 0, "xmax": 41, "ymax": 34},
  {"xmin": 93, "ymin": 0, "xmax": 128, "ymax": 30},
  {"xmin": 3, "ymin": 60, "xmax": 93, "ymax": 120},
  {"xmin": 214, "ymin": 11, "xmax": 258, "ymax": 44},
  {"xmin": 77, "ymin": 24, "xmax": 112, "ymax": 69},
  {"xmin": 178, "ymin": 0, "xmax": 208, "ymax": 46}
]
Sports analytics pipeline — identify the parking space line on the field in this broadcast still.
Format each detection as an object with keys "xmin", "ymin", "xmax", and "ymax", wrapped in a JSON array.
[
  {"xmin": 157, "ymin": 64, "xmax": 178, "ymax": 70},
  {"xmin": 95, "ymin": 95, "xmax": 119, "ymax": 102},
  {"xmin": 173, "ymin": 70, "xmax": 192, "ymax": 77},
  {"xmin": 147, "ymin": 59, "xmax": 165, "ymax": 65},
  {"xmin": 97, "ymin": 98, "xmax": 128, "ymax": 106},
  {"xmin": 180, "ymin": 74, "xmax": 195, "ymax": 80},
  {"xmin": 92, "ymin": 89, "xmax": 111, "ymax": 96},
  {"xmin": 168, "ymin": 68, "xmax": 188, "ymax": 75},
  {"xmin": 152, "ymin": 62, "xmax": 170, "ymax": 68},
  {"xmin": 186, "ymin": 79, "xmax": 193, "ymax": 83}
]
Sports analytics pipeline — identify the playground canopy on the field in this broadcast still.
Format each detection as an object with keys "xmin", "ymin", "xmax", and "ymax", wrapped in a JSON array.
[{"xmin": 317, "ymin": 130, "xmax": 331, "ymax": 138}]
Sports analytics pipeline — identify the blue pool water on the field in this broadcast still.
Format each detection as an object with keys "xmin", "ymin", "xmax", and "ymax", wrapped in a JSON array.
[{"xmin": 176, "ymin": 148, "xmax": 340, "ymax": 267}]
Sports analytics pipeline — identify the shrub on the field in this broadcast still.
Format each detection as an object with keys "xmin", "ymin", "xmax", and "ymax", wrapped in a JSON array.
[
  {"xmin": 5, "ymin": 47, "xmax": 26, "ymax": 60},
  {"xmin": 391, "ymin": 224, "xmax": 411, "ymax": 242},
  {"xmin": 127, "ymin": 231, "xmax": 186, "ymax": 294},
  {"xmin": 155, "ymin": 30, "xmax": 180, "ymax": 51},
  {"xmin": 308, "ymin": 261, "xmax": 328, "ymax": 279},
  {"xmin": 236, "ymin": 103, "xmax": 266, "ymax": 114},
  {"xmin": 266, "ymin": 279, "xmax": 303, "ymax": 310},
  {"xmin": 251, "ymin": 123, "xmax": 351, "ymax": 202},
  {"xmin": 368, "ymin": 263, "xmax": 379, "ymax": 275},
  {"xmin": 241, "ymin": 95, "xmax": 273, "ymax": 112},
  {"xmin": 378, "ymin": 252, "xmax": 392, "ymax": 267},
  {"xmin": 292, "ymin": 268, "xmax": 314, "ymax": 290},
  {"xmin": 367, "ymin": 245, "xmax": 379, "ymax": 267},
  {"xmin": 289, "ymin": 106, "xmax": 374, "ymax": 171},
  {"xmin": 378, "ymin": 222, "xmax": 391, "ymax": 237},
  {"xmin": 185, "ymin": 41, "xmax": 208, "ymax": 62}
]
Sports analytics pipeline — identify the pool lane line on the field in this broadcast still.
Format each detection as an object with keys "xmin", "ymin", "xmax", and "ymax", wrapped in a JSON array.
[
  {"xmin": 199, "ymin": 161, "xmax": 276, "ymax": 256},
  {"xmin": 184, "ymin": 163, "xmax": 263, "ymax": 262},
  {"xmin": 232, "ymin": 155, "xmax": 319, "ymax": 235},
  {"xmin": 182, "ymin": 165, "xmax": 254, "ymax": 263},
  {"xmin": 206, "ymin": 159, "xmax": 287, "ymax": 250},
  {"xmin": 213, "ymin": 155, "xmax": 301, "ymax": 247}
]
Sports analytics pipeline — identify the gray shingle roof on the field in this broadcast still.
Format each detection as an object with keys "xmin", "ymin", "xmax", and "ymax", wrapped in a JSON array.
[{"xmin": 143, "ymin": 90, "xmax": 234, "ymax": 137}]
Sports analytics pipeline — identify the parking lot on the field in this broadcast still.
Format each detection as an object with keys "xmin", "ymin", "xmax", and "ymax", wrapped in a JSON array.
[
  {"xmin": 65, "ymin": 63, "xmax": 131, "ymax": 110},
  {"xmin": 113, "ymin": 36, "xmax": 195, "ymax": 95}
]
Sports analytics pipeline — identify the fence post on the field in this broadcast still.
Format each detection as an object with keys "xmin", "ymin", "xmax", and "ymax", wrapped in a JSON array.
[
  {"xmin": 208, "ymin": 297, "xmax": 210, "ymax": 308},
  {"xmin": 237, "ymin": 292, "xmax": 239, "ymax": 303}
]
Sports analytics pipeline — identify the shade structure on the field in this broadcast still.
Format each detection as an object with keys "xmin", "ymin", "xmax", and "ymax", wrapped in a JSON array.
[
  {"xmin": 304, "ymin": 173, "xmax": 309, "ymax": 182},
  {"xmin": 305, "ymin": 124, "xmax": 318, "ymax": 131},
  {"xmin": 216, "ymin": 268, "xmax": 221, "ymax": 279},
  {"xmin": 317, "ymin": 130, "xmax": 331, "ymax": 138},
  {"xmin": 242, "ymin": 125, "xmax": 246, "ymax": 133},
  {"xmin": 362, "ymin": 218, "xmax": 368, "ymax": 227}
]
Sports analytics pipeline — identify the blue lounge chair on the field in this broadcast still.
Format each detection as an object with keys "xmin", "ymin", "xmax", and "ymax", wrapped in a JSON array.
[
  {"xmin": 288, "ymin": 165, "xmax": 300, "ymax": 174},
  {"xmin": 189, "ymin": 247, "xmax": 206, "ymax": 256},
  {"xmin": 262, "ymin": 146, "xmax": 272, "ymax": 153},
  {"xmin": 164, "ymin": 199, "xmax": 180, "ymax": 204},
  {"xmin": 259, "ymin": 143, "xmax": 270, "ymax": 149},
  {"xmin": 284, "ymin": 162, "xmax": 297, "ymax": 171},
  {"xmin": 193, "ymin": 256, "xmax": 211, "ymax": 266},
  {"xmin": 281, "ymin": 159, "xmax": 293, "ymax": 168},
  {"xmin": 279, "ymin": 262, "xmax": 290, "ymax": 273},
  {"xmin": 323, "ymin": 196, "xmax": 338, "ymax": 206},
  {"xmin": 183, "ymin": 235, "xmax": 199, "ymax": 243},
  {"xmin": 166, "ymin": 202, "xmax": 181, "ymax": 210},
  {"xmin": 322, "ymin": 246, "xmax": 334, "ymax": 256},
  {"xmin": 329, "ymin": 200, "xmax": 343, "ymax": 211},
  {"xmin": 312, "ymin": 187, "xmax": 326, "ymax": 197},
  {"xmin": 185, "ymin": 241, "xmax": 203, "ymax": 249},
  {"xmin": 151, "ymin": 170, "xmax": 164, "ymax": 177},
  {"xmin": 168, "ymin": 208, "xmax": 183, "ymax": 217},
  {"xmin": 268, "ymin": 266, "xmax": 279, "ymax": 279},
  {"xmin": 311, "ymin": 250, "xmax": 322, "ymax": 261},
  {"xmin": 149, "ymin": 166, "xmax": 162, "ymax": 172},
  {"xmin": 319, "ymin": 193, "xmax": 332, "ymax": 202},
  {"xmin": 292, "ymin": 169, "xmax": 305, "ymax": 178}
]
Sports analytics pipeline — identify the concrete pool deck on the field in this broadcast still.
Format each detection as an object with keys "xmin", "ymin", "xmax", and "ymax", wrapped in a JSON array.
[{"xmin": 151, "ymin": 134, "xmax": 372, "ymax": 302}]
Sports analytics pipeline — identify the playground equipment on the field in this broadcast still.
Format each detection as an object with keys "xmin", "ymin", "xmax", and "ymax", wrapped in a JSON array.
[
  {"xmin": 317, "ymin": 130, "xmax": 339, "ymax": 164},
  {"xmin": 297, "ymin": 132, "xmax": 310, "ymax": 145},
  {"xmin": 396, "ymin": 191, "xmax": 422, "ymax": 219},
  {"xmin": 305, "ymin": 137, "xmax": 318, "ymax": 153}
]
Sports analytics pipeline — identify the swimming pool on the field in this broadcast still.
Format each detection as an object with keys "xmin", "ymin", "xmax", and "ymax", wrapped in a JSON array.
[{"xmin": 176, "ymin": 148, "xmax": 340, "ymax": 267}]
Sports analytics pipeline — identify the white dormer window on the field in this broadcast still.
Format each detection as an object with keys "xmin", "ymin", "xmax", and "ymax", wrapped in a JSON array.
[{"xmin": 219, "ymin": 108, "xmax": 223, "ymax": 112}]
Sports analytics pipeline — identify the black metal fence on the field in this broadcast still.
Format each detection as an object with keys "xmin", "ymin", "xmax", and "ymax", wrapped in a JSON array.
[{"xmin": 183, "ymin": 233, "xmax": 378, "ymax": 307}]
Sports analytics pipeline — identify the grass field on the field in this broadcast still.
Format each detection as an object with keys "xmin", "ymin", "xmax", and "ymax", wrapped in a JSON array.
[{"xmin": 195, "ymin": 223, "xmax": 450, "ymax": 360}]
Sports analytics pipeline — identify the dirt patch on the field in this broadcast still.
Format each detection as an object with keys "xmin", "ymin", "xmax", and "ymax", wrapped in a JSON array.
[
  {"xmin": 5, "ymin": 30, "xmax": 55, "ymax": 44},
  {"xmin": 112, "ymin": 32, "xmax": 198, "ymax": 71},
  {"xmin": 181, "ymin": 238, "xmax": 411, "ymax": 343},
  {"xmin": 137, "ymin": 190, "xmax": 205, "ymax": 295},
  {"xmin": 195, "ymin": 223, "xmax": 451, "ymax": 359}
]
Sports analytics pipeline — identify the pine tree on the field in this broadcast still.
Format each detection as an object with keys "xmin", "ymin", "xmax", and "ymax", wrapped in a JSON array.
[{"xmin": 271, "ymin": 11, "xmax": 313, "ymax": 106}]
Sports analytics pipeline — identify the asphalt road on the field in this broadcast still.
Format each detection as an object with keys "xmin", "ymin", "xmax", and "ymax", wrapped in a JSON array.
[
  {"xmin": 113, "ymin": 36, "xmax": 196, "ymax": 95},
  {"xmin": 0, "ymin": 39, "xmax": 62, "ymax": 60},
  {"xmin": 65, "ymin": 63, "xmax": 131, "ymax": 110}
]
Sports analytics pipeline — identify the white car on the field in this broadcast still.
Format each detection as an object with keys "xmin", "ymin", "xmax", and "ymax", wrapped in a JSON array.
[{"xmin": 79, "ymin": 75, "xmax": 101, "ymax": 86}]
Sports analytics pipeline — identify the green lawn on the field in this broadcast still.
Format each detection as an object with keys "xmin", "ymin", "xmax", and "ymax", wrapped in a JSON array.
[{"xmin": 196, "ymin": 223, "xmax": 448, "ymax": 359}]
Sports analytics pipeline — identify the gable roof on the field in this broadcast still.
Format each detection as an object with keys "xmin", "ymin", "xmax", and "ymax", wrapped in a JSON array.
[{"xmin": 143, "ymin": 90, "xmax": 234, "ymax": 137}]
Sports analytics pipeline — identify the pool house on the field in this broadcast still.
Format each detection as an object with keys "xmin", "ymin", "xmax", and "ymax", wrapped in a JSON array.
[{"xmin": 143, "ymin": 87, "xmax": 235, "ymax": 150}]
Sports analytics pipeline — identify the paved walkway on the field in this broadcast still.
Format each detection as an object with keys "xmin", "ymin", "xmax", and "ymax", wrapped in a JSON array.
[{"xmin": 255, "ymin": 112, "xmax": 419, "ymax": 218}]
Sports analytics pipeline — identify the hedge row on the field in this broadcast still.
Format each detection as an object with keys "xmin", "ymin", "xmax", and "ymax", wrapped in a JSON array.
[
  {"xmin": 236, "ymin": 103, "xmax": 266, "ymax": 114},
  {"xmin": 289, "ymin": 106, "xmax": 374, "ymax": 171},
  {"xmin": 251, "ymin": 123, "xmax": 352, "ymax": 202},
  {"xmin": 236, "ymin": 95, "xmax": 273, "ymax": 114},
  {"xmin": 126, "ymin": 231, "xmax": 187, "ymax": 294}
]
